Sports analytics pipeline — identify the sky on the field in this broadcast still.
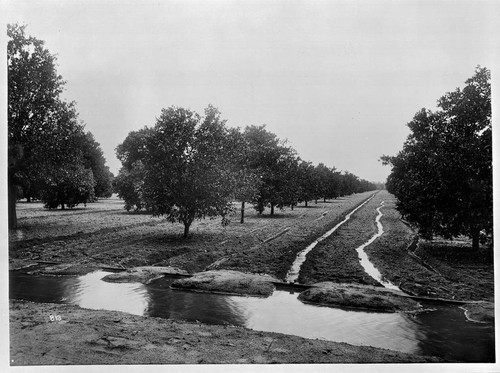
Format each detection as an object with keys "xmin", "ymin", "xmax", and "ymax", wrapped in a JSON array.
[{"xmin": 5, "ymin": 0, "xmax": 499, "ymax": 183}]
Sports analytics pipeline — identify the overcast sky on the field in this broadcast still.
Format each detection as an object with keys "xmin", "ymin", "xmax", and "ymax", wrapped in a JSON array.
[{"xmin": 6, "ymin": 0, "xmax": 499, "ymax": 182}]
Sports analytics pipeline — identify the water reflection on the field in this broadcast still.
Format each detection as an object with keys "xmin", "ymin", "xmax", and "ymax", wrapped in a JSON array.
[
  {"xmin": 413, "ymin": 306, "xmax": 495, "ymax": 362},
  {"xmin": 145, "ymin": 280, "xmax": 247, "ymax": 326},
  {"xmin": 10, "ymin": 271, "xmax": 80, "ymax": 304},
  {"xmin": 227, "ymin": 291, "xmax": 420, "ymax": 354},
  {"xmin": 9, "ymin": 270, "xmax": 495, "ymax": 362},
  {"xmin": 70, "ymin": 271, "xmax": 150, "ymax": 315}
]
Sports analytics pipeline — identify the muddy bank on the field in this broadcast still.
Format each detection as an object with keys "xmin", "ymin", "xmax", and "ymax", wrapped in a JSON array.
[
  {"xmin": 460, "ymin": 302, "xmax": 495, "ymax": 323},
  {"xmin": 171, "ymin": 270, "xmax": 278, "ymax": 297},
  {"xmin": 9, "ymin": 300, "xmax": 443, "ymax": 365},
  {"xmin": 298, "ymin": 282, "xmax": 422, "ymax": 313},
  {"xmin": 102, "ymin": 266, "xmax": 189, "ymax": 284}
]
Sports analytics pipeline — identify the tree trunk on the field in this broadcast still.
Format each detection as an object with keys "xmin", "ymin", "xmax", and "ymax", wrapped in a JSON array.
[
  {"xmin": 471, "ymin": 228, "xmax": 480, "ymax": 251},
  {"xmin": 270, "ymin": 203, "xmax": 275, "ymax": 216},
  {"xmin": 240, "ymin": 201, "xmax": 245, "ymax": 224},
  {"xmin": 291, "ymin": 204, "xmax": 294, "ymax": 210},
  {"xmin": 183, "ymin": 221, "xmax": 192, "ymax": 238},
  {"xmin": 8, "ymin": 181, "xmax": 17, "ymax": 229},
  {"xmin": 324, "ymin": 197, "xmax": 326, "ymax": 202}
]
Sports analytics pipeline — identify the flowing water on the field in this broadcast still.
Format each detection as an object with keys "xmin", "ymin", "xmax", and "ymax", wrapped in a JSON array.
[
  {"xmin": 10, "ymin": 270, "xmax": 494, "ymax": 362},
  {"xmin": 9, "ymin": 194, "xmax": 495, "ymax": 362},
  {"xmin": 285, "ymin": 193, "xmax": 376, "ymax": 282},
  {"xmin": 355, "ymin": 201, "xmax": 399, "ymax": 290}
]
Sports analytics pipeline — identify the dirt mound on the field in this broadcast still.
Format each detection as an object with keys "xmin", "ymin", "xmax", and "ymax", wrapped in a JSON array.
[
  {"xmin": 28, "ymin": 263, "xmax": 99, "ymax": 276},
  {"xmin": 101, "ymin": 266, "xmax": 190, "ymax": 284},
  {"xmin": 298, "ymin": 282, "xmax": 422, "ymax": 312},
  {"xmin": 171, "ymin": 270, "xmax": 278, "ymax": 297}
]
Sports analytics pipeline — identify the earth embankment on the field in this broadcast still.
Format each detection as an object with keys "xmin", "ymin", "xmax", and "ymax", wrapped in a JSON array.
[{"xmin": 9, "ymin": 299, "xmax": 442, "ymax": 365}]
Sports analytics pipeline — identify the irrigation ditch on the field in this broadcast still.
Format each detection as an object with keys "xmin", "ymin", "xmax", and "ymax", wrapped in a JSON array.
[{"xmin": 9, "ymin": 191, "xmax": 495, "ymax": 364}]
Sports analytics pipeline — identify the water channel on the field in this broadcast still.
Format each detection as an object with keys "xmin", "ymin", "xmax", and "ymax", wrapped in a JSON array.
[
  {"xmin": 9, "ymin": 194, "xmax": 495, "ymax": 362},
  {"xmin": 285, "ymin": 193, "xmax": 376, "ymax": 282},
  {"xmin": 10, "ymin": 269, "xmax": 494, "ymax": 362},
  {"xmin": 355, "ymin": 201, "xmax": 399, "ymax": 290}
]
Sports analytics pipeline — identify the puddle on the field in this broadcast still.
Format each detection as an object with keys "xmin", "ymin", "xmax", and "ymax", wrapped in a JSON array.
[{"xmin": 9, "ymin": 270, "xmax": 495, "ymax": 362}]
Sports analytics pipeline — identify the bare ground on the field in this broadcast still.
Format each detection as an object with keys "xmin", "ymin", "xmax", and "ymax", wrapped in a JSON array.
[
  {"xmin": 364, "ymin": 194, "xmax": 494, "ymax": 302},
  {"xmin": 9, "ymin": 300, "xmax": 441, "ymax": 365},
  {"xmin": 9, "ymin": 192, "xmax": 375, "ymax": 278},
  {"xmin": 298, "ymin": 192, "xmax": 384, "ymax": 285},
  {"xmin": 8, "ymin": 191, "xmax": 494, "ymax": 364}
]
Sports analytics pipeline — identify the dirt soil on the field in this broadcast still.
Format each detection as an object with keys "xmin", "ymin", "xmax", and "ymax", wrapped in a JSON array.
[
  {"xmin": 298, "ymin": 192, "xmax": 383, "ymax": 286},
  {"xmin": 363, "ymin": 194, "xmax": 494, "ymax": 302},
  {"xmin": 298, "ymin": 282, "xmax": 422, "ymax": 313},
  {"xmin": 9, "ymin": 299, "xmax": 441, "ymax": 365},
  {"xmin": 102, "ymin": 266, "xmax": 189, "ymax": 284},
  {"xmin": 8, "ymin": 191, "xmax": 494, "ymax": 365},
  {"xmin": 171, "ymin": 270, "xmax": 278, "ymax": 297},
  {"xmin": 9, "ymin": 193, "xmax": 374, "ymax": 278},
  {"xmin": 460, "ymin": 302, "xmax": 495, "ymax": 323}
]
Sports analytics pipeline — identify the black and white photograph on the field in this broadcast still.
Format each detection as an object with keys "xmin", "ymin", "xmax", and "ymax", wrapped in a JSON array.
[{"xmin": 3, "ymin": 0, "xmax": 498, "ymax": 372}]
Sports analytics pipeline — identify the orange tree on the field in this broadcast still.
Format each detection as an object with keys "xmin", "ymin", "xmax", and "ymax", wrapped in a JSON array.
[
  {"xmin": 116, "ymin": 105, "xmax": 238, "ymax": 238},
  {"xmin": 8, "ymin": 24, "xmax": 112, "ymax": 222},
  {"xmin": 382, "ymin": 67, "xmax": 492, "ymax": 250}
]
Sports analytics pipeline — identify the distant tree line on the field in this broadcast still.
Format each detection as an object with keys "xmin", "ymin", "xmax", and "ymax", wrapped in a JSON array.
[
  {"xmin": 114, "ymin": 106, "xmax": 378, "ymax": 237},
  {"xmin": 8, "ymin": 24, "xmax": 113, "ymax": 228},
  {"xmin": 382, "ymin": 67, "xmax": 492, "ymax": 250}
]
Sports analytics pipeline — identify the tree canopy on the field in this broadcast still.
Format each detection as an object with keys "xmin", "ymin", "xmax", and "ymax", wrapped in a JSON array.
[
  {"xmin": 243, "ymin": 125, "xmax": 300, "ymax": 215},
  {"xmin": 115, "ymin": 111, "xmax": 378, "ymax": 234},
  {"xmin": 382, "ymin": 67, "xmax": 492, "ymax": 250},
  {"xmin": 116, "ymin": 106, "xmax": 238, "ymax": 237},
  {"xmin": 8, "ymin": 24, "xmax": 113, "ymax": 225}
]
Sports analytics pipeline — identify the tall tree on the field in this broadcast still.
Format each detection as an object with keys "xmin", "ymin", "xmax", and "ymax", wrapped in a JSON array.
[
  {"xmin": 8, "ymin": 24, "xmax": 110, "ymax": 218},
  {"xmin": 115, "ymin": 127, "xmax": 153, "ymax": 211},
  {"xmin": 116, "ymin": 106, "xmax": 236, "ymax": 238},
  {"xmin": 224, "ymin": 127, "xmax": 262, "ymax": 223},
  {"xmin": 77, "ymin": 131, "xmax": 114, "ymax": 199},
  {"xmin": 382, "ymin": 67, "xmax": 492, "ymax": 250},
  {"xmin": 40, "ymin": 164, "xmax": 95, "ymax": 209},
  {"xmin": 8, "ymin": 24, "xmax": 66, "ymax": 226},
  {"xmin": 114, "ymin": 162, "xmax": 147, "ymax": 212},
  {"xmin": 243, "ymin": 125, "xmax": 299, "ymax": 215},
  {"xmin": 296, "ymin": 161, "xmax": 316, "ymax": 207},
  {"xmin": 314, "ymin": 163, "xmax": 338, "ymax": 202}
]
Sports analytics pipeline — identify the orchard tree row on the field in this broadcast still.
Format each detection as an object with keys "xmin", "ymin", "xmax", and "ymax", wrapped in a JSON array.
[
  {"xmin": 8, "ymin": 24, "xmax": 113, "ymax": 228},
  {"xmin": 114, "ymin": 106, "xmax": 378, "ymax": 238},
  {"xmin": 382, "ymin": 67, "xmax": 492, "ymax": 250}
]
